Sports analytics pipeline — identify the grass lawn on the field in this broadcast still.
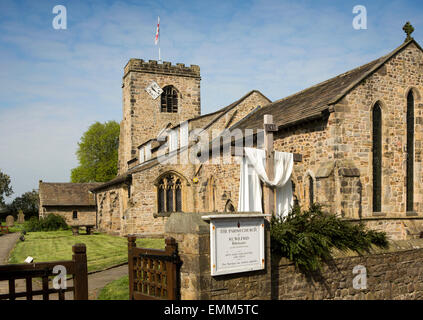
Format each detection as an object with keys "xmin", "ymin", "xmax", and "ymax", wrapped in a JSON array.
[
  {"xmin": 8, "ymin": 230, "xmax": 165, "ymax": 273},
  {"xmin": 98, "ymin": 275, "xmax": 129, "ymax": 300}
]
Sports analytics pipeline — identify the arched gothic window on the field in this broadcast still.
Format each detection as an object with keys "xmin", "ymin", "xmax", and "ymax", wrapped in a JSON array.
[
  {"xmin": 157, "ymin": 174, "xmax": 183, "ymax": 213},
  {"xmin": 372, "ymin": 102, "xmax": 382, "ymax": 212},
  {"xmin": 406, "ymin": 91, "xmax": 414, "ymax": 212},
  {"xmin": 292, "ymin": 181, "xmax": 299, "ymax": 207},
  {"xmin": 161, "ymin": 86, "xmax": 178, "ymax": 113},
  {"xmin": 308, "ymin": 176, "xmax": 314, "ymax": 207}
]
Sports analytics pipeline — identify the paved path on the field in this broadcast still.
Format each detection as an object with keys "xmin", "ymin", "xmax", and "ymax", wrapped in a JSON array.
[
  {"xmin": 0, "ymin": 232, "xmax": 20, "ymax": 264},
  {"xmin": 88, "ymin": 264, "xmax": 128, "ymax": 299}
]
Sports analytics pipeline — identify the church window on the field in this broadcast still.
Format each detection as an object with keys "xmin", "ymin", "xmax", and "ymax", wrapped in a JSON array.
[
  {"xmin": 372, "ymin": 102, "xmax": 382, "ymax": 212},
  {"xmin": 157, "ymin": 174, "xmax": 183, "ymax": 213},
  {"xmin": 308, "ymin": 176, "xmax": 314, "ymax": 207},
  {"xmin": 406, "ymin": 91, "xmax": 414, "ymax": 212},
  {"xmin": 292, "ymin": 181, "xmax": 299, "ymax": 207},
  {"xmin": 161, "ymin": 86, "xmax": 178, "ymax": 113}
]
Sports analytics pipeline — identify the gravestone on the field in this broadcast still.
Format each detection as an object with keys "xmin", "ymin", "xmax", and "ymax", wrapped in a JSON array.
[
  {"xmin": 17, "ymin": 210, "xmax": 25, "ymax": 224},
  {"xmin": 5, "ymin": 215, "xmax": 14, "ymax": 227}
]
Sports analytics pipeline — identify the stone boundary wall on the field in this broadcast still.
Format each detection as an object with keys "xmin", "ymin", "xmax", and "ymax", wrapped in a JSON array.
[
  {"xmin": 165, "ymin": 213, "xmax": 423, "ymax": 300},
  {"xmin": 271, "ymin": 239, "xmax": 423, "ymax": 300}
]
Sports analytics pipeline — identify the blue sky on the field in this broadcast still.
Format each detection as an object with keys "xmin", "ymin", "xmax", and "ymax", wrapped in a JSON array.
[{"xmin": 0, "ymin": 0, "xmax": 422, "ymax": 201}]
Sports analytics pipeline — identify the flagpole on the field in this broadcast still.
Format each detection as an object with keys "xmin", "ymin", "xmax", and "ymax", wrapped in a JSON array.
[
  {"xmin": 157, "ymin": 16, "xmax": 162, "ymax": 63},
  {"xmin": 158, "ymin": 33, "xmax": 161, "ymax": 63}
]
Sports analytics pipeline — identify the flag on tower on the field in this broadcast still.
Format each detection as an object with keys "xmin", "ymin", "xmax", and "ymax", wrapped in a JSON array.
[{"xmin": 155, "ymin": 16, "xmax": 160, "ymax": 45}]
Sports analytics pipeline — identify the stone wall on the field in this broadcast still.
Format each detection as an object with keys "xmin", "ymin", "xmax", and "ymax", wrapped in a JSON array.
[
  {"xmin": 96, "ymin": 185, "xmax": 128, "ymax": 235},
  {"xmin": 274, "ymin": 118, "xmax": 333, "ymax": 210},
  {"xmin": 41, "ymin": 206, "xmax": 96, "ymax": 226},
  {"xmin": 164, "ymin": 213, "xmax": 423, "ymax": 300},
  {"xmin": 271, "ymin": 239, "xmax": 423, "ymax": 300},
  {"xmin": 336, "ymin": 42, "xmax": 423, "ymax": 217},
  {"xmin": 165, "ymin": 212, "xmax": 271, "ymax": 300}
]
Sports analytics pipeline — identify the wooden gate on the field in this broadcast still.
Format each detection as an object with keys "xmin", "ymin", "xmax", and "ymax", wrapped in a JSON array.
[
  {"xmin": 128, "ymin": 236, "xmax": 179, "ymax": 300},
  {"xmin": 0, "ymin": 243, "xmax": 88, "ymax": 300}
]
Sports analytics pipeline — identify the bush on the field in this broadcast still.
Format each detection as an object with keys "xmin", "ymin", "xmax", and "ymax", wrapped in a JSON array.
[
  {"xmin": 270, "ymin": 203, "xmax": 389, "ymax": 274},
  {"xmin": 24, "ymin": 214, "xmax": 68, "ymax": 232}
]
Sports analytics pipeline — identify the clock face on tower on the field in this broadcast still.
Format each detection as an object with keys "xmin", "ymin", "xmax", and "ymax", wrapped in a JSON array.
[{"xmin": 145, "ymin": 81, "xmax": 163, "ymax": 100}]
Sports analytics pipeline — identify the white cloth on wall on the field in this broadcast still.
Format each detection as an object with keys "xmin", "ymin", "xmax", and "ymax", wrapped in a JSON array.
[
  {"xmin": 238, "ymin": 147, "xmax": 293, "ymax": 217},
  {"xmin": 139, "ymin": 147, "xmax": 145, "ymax": 164},
  {"xmin": 238, "ymin": 156, "xmax": 263, "ymax": 213}
]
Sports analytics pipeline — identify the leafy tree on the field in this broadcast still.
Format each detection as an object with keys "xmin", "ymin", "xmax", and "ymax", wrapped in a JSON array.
[
  {"xmin": 7, "ymin": 189, "xmax": 39, "ymax": 219},
  {"xmin": 0, "ymin": 170, "xmax": 13, "ymax": 207},
  {"xmin": 271, "ymin": 204, "xmax": 389, "ymax": 274},
  {"xmin": 71, "ymin": 121, "xmax": 120, "ymax": 183}
]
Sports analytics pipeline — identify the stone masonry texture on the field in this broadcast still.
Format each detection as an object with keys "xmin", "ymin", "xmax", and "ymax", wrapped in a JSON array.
[{"xmin": 96, "ymin": 40, "xmax": 423, "ymax": 241}]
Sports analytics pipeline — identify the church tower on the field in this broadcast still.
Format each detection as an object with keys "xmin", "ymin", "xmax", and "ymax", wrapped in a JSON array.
[{"xmin": 118, "ymin": 59, "xmax": 201, "ymax": 173}]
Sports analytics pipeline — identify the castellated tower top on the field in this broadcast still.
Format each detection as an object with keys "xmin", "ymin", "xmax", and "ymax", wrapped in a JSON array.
[{"xmin": 124, "ymin": 59, "xmax": 201, "ymax": 79}]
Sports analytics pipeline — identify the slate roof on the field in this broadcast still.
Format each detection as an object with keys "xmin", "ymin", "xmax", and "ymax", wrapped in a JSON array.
[
  {"xmin": 39, "ymin": 182, "xmax": 102, "ymax": 206},
  {"xmin": 233, "ymin": 39, "xmax": 421, "ymax": 131}
]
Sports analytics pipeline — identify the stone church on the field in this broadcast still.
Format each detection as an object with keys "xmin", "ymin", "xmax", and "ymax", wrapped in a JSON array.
[{"xmin": 91, "ymin": 27, "xmax": 423, "ymax": 240}]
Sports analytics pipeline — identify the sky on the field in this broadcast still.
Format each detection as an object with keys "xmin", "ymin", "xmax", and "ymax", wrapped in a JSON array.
[{"xmin": 0, "ymin": 0, "xmax": 422, "ymax": 201}]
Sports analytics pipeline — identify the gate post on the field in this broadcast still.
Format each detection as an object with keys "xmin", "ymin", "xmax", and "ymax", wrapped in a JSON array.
[
  {"xmin": 164, "ymin": 237, "xmax": 178, "ymax": 300},
  {"xmin": 72, "ymin": 243, "xmax": 88, "ymax": 300},
  {"xmin": 128, "ymin": 235, "xmax": 137, "ymax": 300}
]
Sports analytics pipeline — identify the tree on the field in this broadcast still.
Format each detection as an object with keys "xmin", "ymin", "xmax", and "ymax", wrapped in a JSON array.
[
  {"xmin": 7, "ymin": 189, "xmax": 39, "ymax": 219},
  {"xmin": 0, "ymin": 170, "xmax": 13, "ymax": 207},
  {"xmin": 71, "ymin": 121, "xmax": 120, "ymax": 183}
]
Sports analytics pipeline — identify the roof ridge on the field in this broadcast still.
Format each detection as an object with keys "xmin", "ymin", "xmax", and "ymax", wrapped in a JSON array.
[
  {"xmin": 270, "ymin": 55, "xmax": 387, "ymax": 107},
  {"xmin": 40, "ymin": 182, "xmax": 102, "ymax": 185},
  {"xmin": 232, "ymin": 39, "xmax": 422, "ymax": 132},
  {"xmin": 328, "ymin": 39, "xmax": 418, "ymax": 105}
]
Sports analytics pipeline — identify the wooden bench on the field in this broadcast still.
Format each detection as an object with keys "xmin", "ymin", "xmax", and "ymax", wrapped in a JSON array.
[{"xmin": 71, "ymin": 225, "xmax": 95, "ymax": 236}]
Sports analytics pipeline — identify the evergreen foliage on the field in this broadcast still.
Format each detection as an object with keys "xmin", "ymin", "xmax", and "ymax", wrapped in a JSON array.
[{"xmin": 270, "ymin": 204, "xmax": 389, "ymax": 273}]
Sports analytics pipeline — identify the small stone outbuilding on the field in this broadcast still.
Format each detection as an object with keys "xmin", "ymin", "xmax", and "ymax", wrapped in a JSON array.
[{"xmin": 38, "ymin": 181, "xmax": 102, "ymax": 226}]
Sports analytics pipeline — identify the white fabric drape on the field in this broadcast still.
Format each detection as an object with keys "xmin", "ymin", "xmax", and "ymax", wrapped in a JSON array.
[
  {"xmin": 238, "ymin": 147, "xmax": 293, "ymax": 217},
  {"xmin": 238, "ymin": 156, "xmax": 263, "ymax": 213},
  {"xmin": 139, "ymin": 147, "xmax": 145, "ymax": 164}
]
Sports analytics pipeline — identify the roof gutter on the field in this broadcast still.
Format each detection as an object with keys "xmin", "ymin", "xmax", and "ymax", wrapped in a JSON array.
[{"xmin": 90, "ymin": 175, "xmax": 132, "ymax": 193}]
